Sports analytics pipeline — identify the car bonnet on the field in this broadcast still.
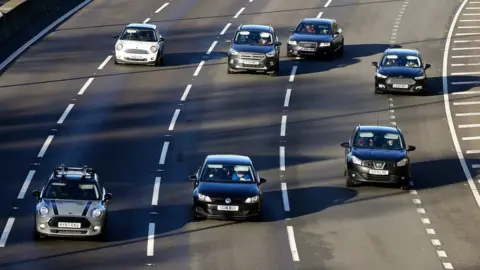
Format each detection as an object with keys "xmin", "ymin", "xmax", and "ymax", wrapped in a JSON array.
[{"xmin": 43, "ymin": 199, "xmax": 100, "ymax": 216}]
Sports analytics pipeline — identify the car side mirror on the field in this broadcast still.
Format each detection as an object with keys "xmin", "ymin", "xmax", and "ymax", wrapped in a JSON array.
[
  {"xmin": 372, "ymin": 61, "xmax": 378, "ymax": 68},
  {"xmin": 288, "ymin": 29, "xmax": 294, "ymax": 32},
  {"xmin": 113, "ymin": 34, "xmax": 119, "ymax": 39},
  {"xmin": 103, "ymin": 193, "xmax": 113, "ymax": 201},
  {"xmin": 407, "ymin": 145, "xmax": 416, "ymax": 151},
  {"xmin": 425, "ymin": 63, "xmax": 431, "ymax": 70},
  {"xmin": 259, "ymin": 178, "xmax": 267, "ymax": 184},
  {"xmin": 276, "ymin": 41, "xmax": 282, "ymax": 46},
  {"xmin": 334, "ymin": 31, "xmax": 340, "ymax": 36},
  {"xmin": 189, "ymin": 174, "xmax": 197, "ymax": 181},
  {"xmin": 340, "ymin": 142, "xmax": 350, "ymax": 148},
  {"xmin": 32, "ymin": 190, "xmax": 40, "ymax": 198},
  {"xmin": 159, "ymin": 37, "xmax": 165, "ymax": 41}
]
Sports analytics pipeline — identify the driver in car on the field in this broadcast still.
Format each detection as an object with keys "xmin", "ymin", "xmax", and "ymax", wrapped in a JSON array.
[{"xmin": 232, "ymin": 168, "xmax": 251, "ymax": 181}]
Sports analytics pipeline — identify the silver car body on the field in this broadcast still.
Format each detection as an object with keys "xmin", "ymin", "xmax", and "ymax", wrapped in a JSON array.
[{"xmin": 34, "ymin": 168, "xmax": 110, "ymax": 238}]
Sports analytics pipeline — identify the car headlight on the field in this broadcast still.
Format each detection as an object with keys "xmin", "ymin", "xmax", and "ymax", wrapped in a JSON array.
[
  {"xmin": 229, "ymin": 48, "xmax": 239, "ymax": 56},
  {"xmin": 287, "ymin": 39, "xmax": 297, "ymax": 45},
  {"xmin": 116, "ymin": 44, "xmax": 123, "ymax": 51},
  {"xmin": 198, "ymin": 193, "xmax": 212, "ymax": 202},
  {"xmin": 319, "ymin": 42, "xmax": 330, "ymax": 47},
  {"xmin": 91, "ymin": 208, "xmax": 103, "ymax": 219},
  {"xmin": 245, "ymin": 196, "xmax": 259, "ymax": 203},
  {"xmin": 150, "ymin": 46, "xmax": 158, "ymax": 53},
  {"xmin": 351, "ymin": 155, "xmax": 362, "ymax": 165},
  {"xmin": 376, "ymin": 72, "xmax": 387, "ymax": 79},
  {"xmin": 414, "ymin": 75, "xmax": 425, "ymax": 80},
  {"xmin": 265, "ymin": 50, "xmax": 275, "ymax": 57},
  {"xmin": 397, "ymin": 158, "xmax": 408, "ymax": 167},
  {"xmin": 39, "ymin": 206, "xmax": 49, "ymax": 216}
]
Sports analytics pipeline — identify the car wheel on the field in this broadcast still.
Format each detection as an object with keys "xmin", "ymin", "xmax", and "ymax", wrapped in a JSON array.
[
  {"xmin": 114, "ymin": 58, "xmax": 119, "ymax": 65},
  {"xmin": 375, "ymin": 88, "xmax": 383, "ymax": 94},
  {"xmin": 346, "ymin": 176, "xmax": 355, "ymax": 187},
  {"xmin": 227, "ymin": 67, "xmax": 233, "ymax": 74},
  {"xmin": 154, "ymin": 53, "xmax": 162, "ymax": 66},
  {"xmin": 191, "ymin": 207, "xmax": 202, "ymax": 221},
  {"xmin": 400, "ymin": 179, "xmax": 410, "ymax": 190},
  {"xmin": 287, "ymin": 51, "xmax": 293, "ymax": 57},
  {"xmin": 337, "ymin": 43, "xmax": 344, "ymax": 57},
  {"xmin": 33, "ymin": 226, "xmax": 44, "ymax": 240}
]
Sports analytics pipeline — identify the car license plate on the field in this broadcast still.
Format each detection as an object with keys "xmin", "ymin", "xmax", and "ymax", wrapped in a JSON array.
[
  {"xmin": 58, "ymin": 222, "xmax": 81, "ymax": 228},
  {"xmin": 129, "ymin": 54, "xmax": 143, "ymax": 59},
  {"xmin": 368, "ymin": 169, "xmax": 389, "ymax": 175},
  {"xmin": 217, "ymin": 205, "xmax": 239, "ymax": 211},
  {"xmin": 392, "ymin": 84, "xmax": 408, "ymax": 89},
  {"xmin": 242, "ymin": 60, "xmax": 260, "ymax": 65},
  {"xmin": 301, "ymin": 48, "xmax": 315, "ymax": 51}
]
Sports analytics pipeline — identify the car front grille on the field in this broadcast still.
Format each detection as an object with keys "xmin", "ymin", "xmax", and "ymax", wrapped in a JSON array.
[
  {"xmin": 125, "ymin": 49, "xmax": 149, "ymax": 54},
  {"xmin": 48, "ymin": 216, "xmax": 91, "ymax": 228},
  {"xmin": 362, "ymin": 161, "xmax": 395, "ymax": 169},
  {"xmin": 238, "ymin": 53, "xmax": 265, "ymax": 60},
  {"xmin": 361, "ymin": 173, "xmax": 394, "ymax": 182},
  {"xmin": 386, "ymin": 77, "xmax": 415, "ymax": 84},
  {"xmin": 209, "ymin": 197, "xmax": 246, "ymax": 204},
  {"xmin": 298, "ymin": 42, "xmax": 317, "ymax": 48}
]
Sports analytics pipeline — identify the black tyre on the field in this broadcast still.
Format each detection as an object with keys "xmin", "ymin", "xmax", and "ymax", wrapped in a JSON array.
[
  {"xmin": 346, "ymin": 176, "xmax": 355, "ymax": 187},
  {"xmin": 114, "ymin": 58, "xmax": 119, "ymax": 65},
  {"xmin": 287, "ymin": 51, "xmax": 293, "ymax": 57},
  {"xmin": 227, "ymin": 67, "xmax": 233, "ymax": 74},
  {"xmin": 337, "ymin": 43, "xmax": 344, "ymax": 57}
]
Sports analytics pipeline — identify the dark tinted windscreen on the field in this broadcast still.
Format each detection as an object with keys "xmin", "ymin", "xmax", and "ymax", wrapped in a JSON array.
[
  {"xmin": 295, "ymin": 22, "xmax": 331, "ymax": 35},
  {"xmin": 381, "ymin": 54, "xmax": 422, "ymax": 67},
  {"xmin": 44, "ymin": 181, "xmax": 100, "ymax": 200},
  {"xmin": 234, "ymin": 30, "xmax": 273, "ymax": 45},
  {"xmin": 120, "ymin": 27, "xmax": 157, "ymax": 41},
  {"xmin": 353, "ymin": 131, "xmax": 404, "ymax": 150},
  {"xmin": 200, "ymin": 164, "xmax": 255, "ymax": 182}
]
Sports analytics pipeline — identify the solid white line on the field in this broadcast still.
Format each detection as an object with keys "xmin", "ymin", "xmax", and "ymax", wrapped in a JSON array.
[
  {"xmin": 284, "ymin": 89, "xmax": 292, "ymax": 107},
  {"xmin": 143, "ymin": 18, "xmax": 151, "ymax": 24},
  {"xmin": 0, "ymin": 0, "xmax": 93, "ymax": 72},
  {"xmin": 463, "ymin": 136, "xmax": 480, "ymax": 140},
  {"xmin": 97, "ymin": 55, "xmax": 112, "ymax": 70},
  {"xmin": 455, "ymin": 32, "xmax": 480, "ymax": 36},
  {"xmin": 452, "ymin": 81, "xmax": 480, "ymax": 85},
  {"xmin": 281, "ymin": 183, "xmax": 290, "ymax": 211},
  {"xmin": 460, "ymin": 19, "xmax": 480, "ymax": 22},
  {"xmin": 452, "ymin": 54, "xmax": 480, "ymax": 58},
  {"xmin": 458, "ymin": 25, "xmax": 480, "ymax": 28},
  {"xmin": 472, "ymin": 164, "xmax": 480, "ymax": 168},
  {"xmin": 452, "ymin": 71, "xmax": 480, "ymax": 75},
  {"xmin": 155, "ymin": 3, "xmax": 169, "ymax": 13},
  {"xmin": 316, "ymin": 11, "xmax": 323, "ymax": 18},
  {"xmin": 37, "ymin": 135, "xmax": 54, "ymax": 158},
  {"xmin": 78, "ymin": 77, "xmax": 94, "ymax": 95},
  {"xmin": 168, "ymin": 109, "xmax": 181, "ymax": 131},
  {"xmin": 57, "ymin": 104, "xmax": 75, "ymax": 124},
  {"xmin": 0, "ymin": 218, "xmax": 15, "ymax": 247},
  {"xmin": 467, "ymin": 7, "xmax": 480, "ymax": 9},
  {"xmin": 452, "ymin": 63, "xmax": 480, "ymax": 66},
  {"xmin": 280, "ymin": 146, "xmax": 285, "ymax": 171},
  {"xmin": 280, "ymin": 115, "xmax": 287, "ymax": 136},
  {"xmin": 286, "ymin": 226, "xmax": 300, "ymax": 261},
  {"xmin": 147, "ymin": 223, "xmax": 155, "ymax": 256},
  {"xmin": 289, "ymin": 66, "xmax": 298, "ymax": 82},
  {"xmin": 466, "ymin": 149, "xmax": 480, "ymax": 154},
  {"xmin": 159, "ymin": 141, "xmax": 169, "ymax": 165},
  {"xmin": 234, "ymin": 7, "xmax": 245, "ymax": 18},
  {"xmin": 151, "ymin": 177, "xmax": 161, "ymax": 206},
  {"xmin": 454, "ymin": 100, "xmax": 480, "ymax": 105},
  {"xmin": 220, "ymin": 23, "xmax": 231, "ymax": 35},
  {"xmin": 442, "ymin": 0, "xmax": 480, "ymax": 212},
  {"xmin": 463, "ymin": 13, "xmax": 480, "ymax": 15},
  {"xmin": 453, "ymin": 46, "xmax": 480, "ymax": 49},
  {"xmin": 17, "ymin": 170, "xmax": 36, "ymax": 199},
  {"xmin": 453, "ymin": 39, "xmax": 480, "ymax": 42},
  {"xmin": 206, "ymin": 41, "xmax": 218, "ymax": 55},
  {"xmin": 459, "ymin": 123, "xmax": 480, "ymax": 128},
  {"xmin": 443, "ymin": 262, "xmax": 454, "ymax": 269},
  {"xmin": 193, "ymin": 61, "xmax": 205, "ymax": 76},
  {"xmin": 456, "ymin": 112, "xmax": 480, "ymax": 116},
  {"xmin": 181, "ymin": 84, "xmax": 192, "ymax": 101},
  {"xmin": 324, "ymin": 0, "xmax": 332, "ymax": 7}
]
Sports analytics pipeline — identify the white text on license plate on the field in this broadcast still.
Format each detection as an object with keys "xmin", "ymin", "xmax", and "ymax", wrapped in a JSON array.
[
  {"xmin": 368, "ymin": 169, "xmax": 389, "ymax": 175},
  {"xmin": 58, "ymin": 222, "xmax": 81, "ymax": 228},
  {"xmin": 242, "ymin": 60, "xmax": 259, "ymax": 65},
  {"xmin": 301, "ymin": 48, "xmax": 315, "ymax": 51},
  {"xmin": 393, "ymin": 84, "xmax": 408, "ymax": 89},
  {"xmin": 217, "ymin": 205, "xmax": 239, "ymax": 211}
]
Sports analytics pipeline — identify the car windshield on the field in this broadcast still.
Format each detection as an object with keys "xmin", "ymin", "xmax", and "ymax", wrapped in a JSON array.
[
  {"xmin": 381, "ymin": 54, "xmax": 422, "ymax": 68},
  {"xmin": 295, "ymin": 22, "xmax": 331, "ymax": 35},
  {"xmin": 43, "ymin": 181, "xmax": 100, "ymax": 200},
  {"xmin": 353, "ymin": 131, "xmax": 404, "ymax": 150},
  {"xmin": 234, "ymin": 30, "xmax": 273, "ymax": 45},
  {"xmin": 200, "ymin": 164, "xmax": 255, "ymax": 182},
  {"xmin": 120, "ymin": 27, "xmax": 157, "ymax": 42}
]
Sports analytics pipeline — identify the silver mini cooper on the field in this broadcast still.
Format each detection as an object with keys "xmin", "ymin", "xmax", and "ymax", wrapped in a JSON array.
[{"xmin": 32, "ymin": 165, "xmax": 112, "ymax": 240}]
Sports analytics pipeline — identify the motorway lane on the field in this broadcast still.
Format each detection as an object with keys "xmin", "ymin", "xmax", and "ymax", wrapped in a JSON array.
[
  {"xmin": 0, "ymin": 0, "xmax": 178, "ymax": 236},
  {"xmin": 391, "ymin": 0, "xmax": 480, "ymax": 269},
  {"xmin": 0, "ymin": 0, "xmax": 259, "ymax": 269},
  {"xmin": 284, "ymin": 0, "xmax": 446, "ymax": 269}
]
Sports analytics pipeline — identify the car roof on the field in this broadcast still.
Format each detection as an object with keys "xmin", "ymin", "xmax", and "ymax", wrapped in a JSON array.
[
  {"xmin": 301, "ymin": 18, "xmax": 334, "ymax": 24},
  {"xmin": 239, "ymin": 24, "xmax": 272, "ymax": 32},
  {"xmin": 357, "ymin": 125, "xmax": 402, "ymax": 134},
  {"xmin": 205, "ymin": 154, "xmax": 253, "ymax": 165},
  {"xmin": 384, "ymin": 48, "xmax": 419, "ymax": 56},
  {"xmin": 49, "ymin": 165, "xmax": 98, "ymax": 183},
  {"xmin": 126, "ymin": 23, "xmax": 156, "ymax": 30}
]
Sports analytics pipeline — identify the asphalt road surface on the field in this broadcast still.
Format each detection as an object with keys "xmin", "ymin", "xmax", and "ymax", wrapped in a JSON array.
[{"xmin": 0, "ymin": 0, "xmax": 479, "ymax": 269}]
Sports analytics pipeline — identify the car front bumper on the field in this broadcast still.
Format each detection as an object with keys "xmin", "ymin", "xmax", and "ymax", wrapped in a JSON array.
[
  {"xmin": 115, "ymin": 51, "xmax": 158, "ymax": 65},
  {"xmin": 346, "ymin": 163, "xmax": 410, "ymax": 184},
  {"xmin": 227, "ymin": 55, "xmax": 277, "ymax": 72},
  {"xmin": 35, "ymin": 215, "xmax": 105, "ymax": 237},
  {"xmin": 287, "ymin": 43, "xmax": 333, "ymax": 56},
  {"xmin": 193, "ymin": 200, "xmax": 261, "ymax": 220},
  {"xmin": 375, "ymin": 76, "xmax": 427, "ymax": 93}
]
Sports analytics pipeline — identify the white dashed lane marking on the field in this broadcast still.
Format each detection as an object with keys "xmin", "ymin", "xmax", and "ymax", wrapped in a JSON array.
[
  {"xmin": 37, "ymin": 135, "xmax": 54, "ymax": 158},
  {"xmin": 147, "ymin": 223, "xmax": 155, "ymax": 256},
  {"xmin": 57, "ymin": 104, "xmax": 75, "ymax": 124},
  {"xmin": 220, "ymin": 23, "xmax": 232, "ymax": 35},
  {"xmin": 151, "ymin": 177, "xmax": 161, "ymax": 206},
  {"xmin": 286, "ymin": 226, "xmax": 300, "ymax": 261},
  {"xmin": 17, "ymin": 170, "xmax": 36, "ymax": 199},
  {"xmin": 97, "ymin": 55, "xmax": 112, "ymax": 70},
  {"xmin": 193, "ymin": 60, "xmax": 205, "ymax": 76},
  {"xmin": 234, "ymin": 7, "xmax": 245, "ymax": 18},
  {"xmin": 284, "ymin": 89, "xmax": 292, "ymax": 107},
  {"xmin": 168, "ymin": 109, "xmax": 181, "ymax": 131},
  {"xmin": 0, "ymin": 218, "xmax": 15, "ymax": 247},
  {"xmin": 181, "ymin": 84, "xmax": 192, "ymax": 101},
  {"xmin": 158, "ymin": 141, "xmax": 169, "ymax": 165},
  {"xmin": 78, "ymin": 77, "xmax": 94, "ymax": 95},
  {"xmin": 206, "ymin": 41, "xmax": 218, "ymax": 55},
  {"xmin": 155, "ymin": 2, "xmax": 169, "ymax": 13}
]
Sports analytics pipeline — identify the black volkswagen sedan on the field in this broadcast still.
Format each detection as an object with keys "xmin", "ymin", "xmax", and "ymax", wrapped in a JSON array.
[
  {"xmin": 286, "ymin": 18, "xmax": 344, "ymax": 58},
  {"xmin": 227, "ymin": 24, "xmax": 281, "ymax": 75},
  {"xmin": 189, "ymin": 154, "xmax": 267, "ymax": 221},
  {"xmin": 373, "ymin": 48, "xmax": 431, "ymax": 95},
  {"xmin": 340, "ymin": 125, "xmax": 416, "ymax": 190}
]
